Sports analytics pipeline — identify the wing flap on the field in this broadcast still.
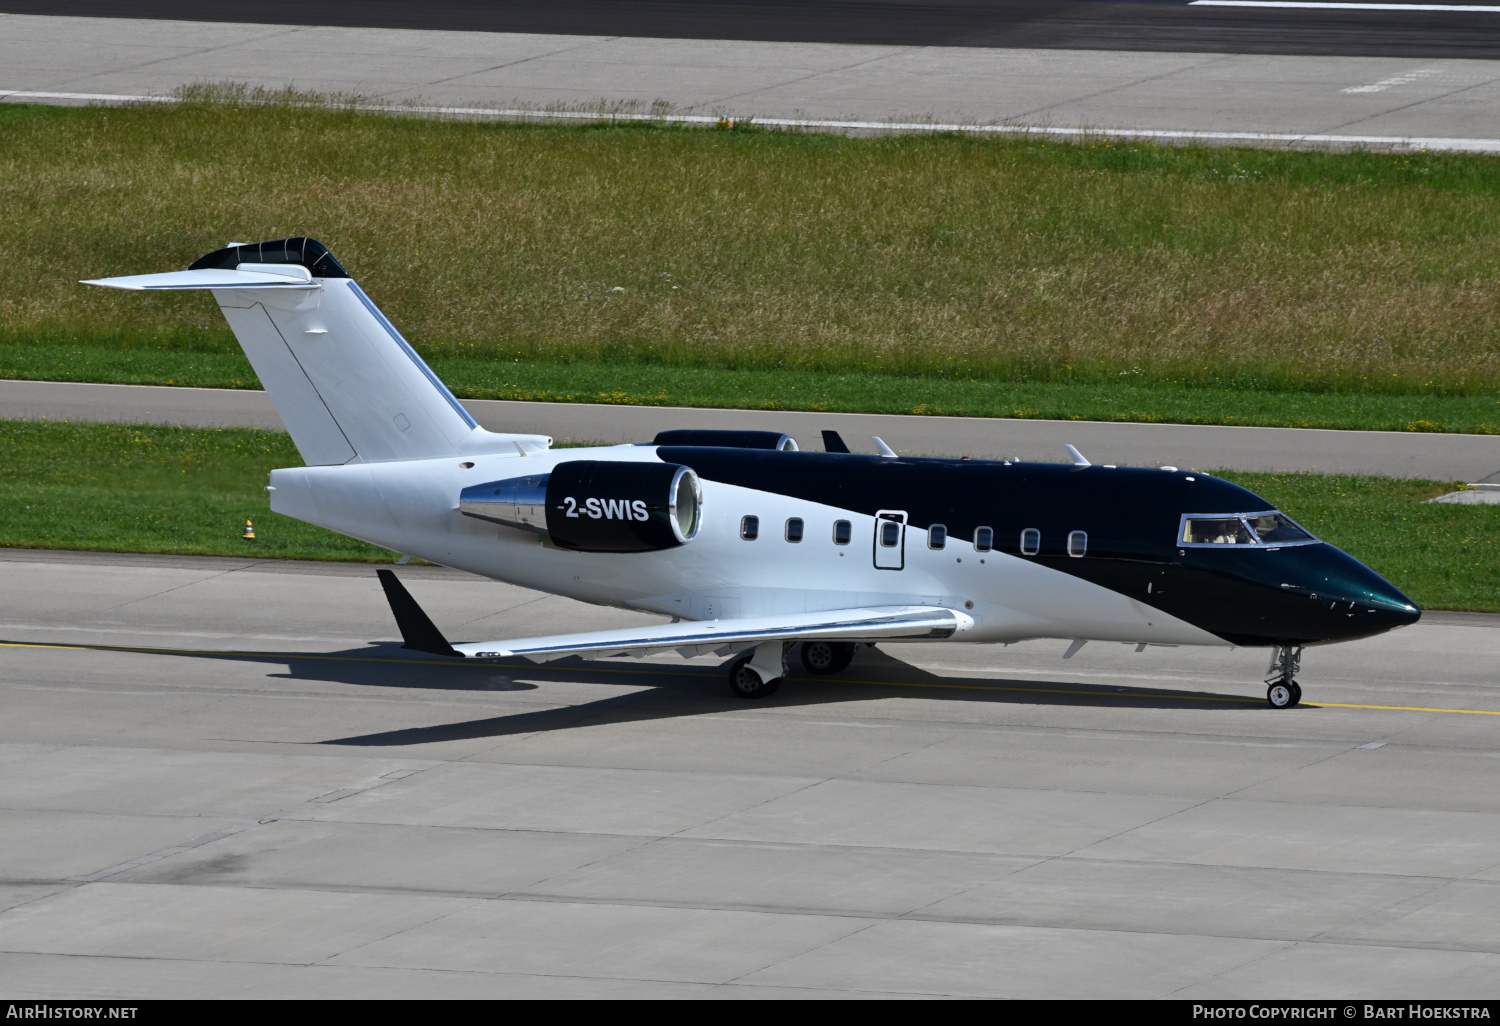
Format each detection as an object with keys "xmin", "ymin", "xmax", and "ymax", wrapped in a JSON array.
[{"xmin": 452, "ymin": 605, "xmax": 973, "ymax": 662}]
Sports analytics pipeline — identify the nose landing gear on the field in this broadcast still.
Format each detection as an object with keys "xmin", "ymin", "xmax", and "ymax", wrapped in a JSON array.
[
  {"xmin": 1266, "ymin": 680, "xmax": 1302, "ymax": 709},
  {"xmin": 1265, "ymin": 644, "xmax": 1304, "ymax": 708}
]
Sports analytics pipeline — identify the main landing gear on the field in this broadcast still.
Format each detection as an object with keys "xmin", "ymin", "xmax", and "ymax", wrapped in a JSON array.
[
  {"xmin": 728, "ymin": 640, "xmax": 790, "ymax": 699},
  {"xmin": 728, "ymin": 640, "xmax": 860, "ymax": 698},
  {"xmin": 800, "ymin": 641, "xmax": 856, "ymax": 676},
  {"xmin": 728, "ymin": 656, "xmax": 780, "ymax": 699},
  {"xmin": 1265, "ymin": 644, "xmax": 1304, "ymax": 709}
]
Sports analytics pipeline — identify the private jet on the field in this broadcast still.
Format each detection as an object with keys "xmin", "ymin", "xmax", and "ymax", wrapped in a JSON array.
[{"xmin": 84, "ymin": 237, "xmax": 1421, "ymax": 708}]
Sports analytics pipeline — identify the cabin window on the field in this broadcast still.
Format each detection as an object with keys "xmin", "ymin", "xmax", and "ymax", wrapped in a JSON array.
[
  {"xmin": 974, "ymin": 526, "xmax": 993, "ymax": 552},
  {"xmin": 928, "ymin": 524, "xmax": 947, "ymax": 550},
  {"xmin": 1020, "ymin": 528, "xmax": 1040, "ymax": 555},
  {"xmin": 833, "ymin": 520, "xmax": 852, "ymax": 545},
  {"xmin": 740, "ymin": 515, "xmax": 759, "ymax": 541},
  {"xmin": 880, "ymin": 521, "xmax": 901, "ymax": 547},
  {"xmin": 785, "ymin": 517, "xmax": 804, "ymax": 543},
  {"xmin": 1068, "ymin": 530, "xmax": 1088, "ymax": 558}
]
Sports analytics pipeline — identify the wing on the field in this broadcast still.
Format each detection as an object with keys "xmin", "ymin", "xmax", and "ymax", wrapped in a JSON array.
[
  {"xmin": 376, "ymin": 569, "xmax": 972, "ymax": 663},
  {"xmin": 455, "ymin": 605, "xmax": 974, "ymax": 661}
]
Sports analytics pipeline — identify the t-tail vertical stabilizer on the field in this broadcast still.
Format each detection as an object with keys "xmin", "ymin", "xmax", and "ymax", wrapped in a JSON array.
[{"xmin": 83, "ymin": 237, "xmax": 549, "ymax": 465}]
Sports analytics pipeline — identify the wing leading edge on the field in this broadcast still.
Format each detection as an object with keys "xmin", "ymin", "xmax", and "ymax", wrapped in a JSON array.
[{"xmin": 376, "ymin": 570, "xmax": 972, "ymax": 663}]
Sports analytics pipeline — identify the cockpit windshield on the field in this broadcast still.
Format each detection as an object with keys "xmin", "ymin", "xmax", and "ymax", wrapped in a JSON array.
[
  {"xmin": 1245, "ymin": 512, "xmax": 1313, "ymax": 544},
  {"xmin": 1180, "ymin": 511, "xmax": 1315, "ymax": 548}
]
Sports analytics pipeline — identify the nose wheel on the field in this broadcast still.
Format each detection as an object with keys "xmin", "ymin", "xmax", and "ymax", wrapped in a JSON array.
[
  {"xmin": 1266, "ymin": 680, "xmax": 1302, "ymax": 708},
  {"xmin": 1265, "ymin": 644, "xmax": 1304, "ymax": 709}
]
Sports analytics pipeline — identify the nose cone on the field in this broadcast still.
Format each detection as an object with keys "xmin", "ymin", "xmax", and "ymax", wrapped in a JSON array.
[{"xmin": 1281, "ymin": 543, "xmax": 1420, "ymax": 641}]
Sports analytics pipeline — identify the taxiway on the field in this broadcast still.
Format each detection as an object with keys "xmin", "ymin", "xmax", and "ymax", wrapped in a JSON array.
[
  {"xmin": 4, "ymin": 13, "xmax": 1500, "ymax": 147},
  {"xmin": 0, "ymin": 548, "xmax": 1496, "ymax": 997},
  {"xmin": 2, "ymin": 379, "xmax": 1497, "ymax": 481}
]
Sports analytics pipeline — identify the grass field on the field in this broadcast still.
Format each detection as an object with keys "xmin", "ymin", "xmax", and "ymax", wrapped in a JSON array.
[
  {"xmin": 2, "ymin": 98, "xmax": 1499, "ymax": 431},
  {"xmin": 0, "ymin": 421, "xmax": 395, "ymax": 563},
  {"xmin": 0, "ymin": 420, "xmax": 1492, "ymax": 611}
]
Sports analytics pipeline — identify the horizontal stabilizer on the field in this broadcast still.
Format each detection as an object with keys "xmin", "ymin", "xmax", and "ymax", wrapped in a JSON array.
[
  {"xmin": 81, "ymin": 267, "xmax": 318, "ymax": 291},
  {"xmin": 453, "ymin": 605, "xmax": 973, "ymax": 662}
]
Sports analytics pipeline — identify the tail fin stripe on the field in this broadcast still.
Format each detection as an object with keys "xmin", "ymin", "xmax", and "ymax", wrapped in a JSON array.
[{"xmin": 348, "ymin": 281, "xmax": 478, "ymax": 431}]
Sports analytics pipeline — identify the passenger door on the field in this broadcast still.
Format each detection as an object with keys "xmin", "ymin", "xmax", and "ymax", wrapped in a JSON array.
[{"xmin": 873, "ymin": 510, "xmax": 906, "ymax": 570}]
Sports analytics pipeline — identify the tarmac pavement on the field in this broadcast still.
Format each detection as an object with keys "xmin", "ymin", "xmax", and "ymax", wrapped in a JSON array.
[
  {"xmin": 0, "ymin": 549, "xmax": 1496, "ymax": 997},
  {"xmin": 3, "ymin": 378, "xmax": 1497, "ymax": 481},
  {"xmin": 4, "ymin": 14, "xmax": 1500, "ymax": 147}
]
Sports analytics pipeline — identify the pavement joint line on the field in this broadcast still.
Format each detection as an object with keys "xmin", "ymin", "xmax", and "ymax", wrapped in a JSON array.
[
  {"xmin": 1008, "ymin": 51, "xmax": 1234, "ymax": 123},
  {"xmin": 3, "ymin": 639, "xmax": 1497, "ymax": 715},
  {"xmin": 61, "ymin": 759, "xmax": 450, "ymax": 883},
  {"xmin": 65, "ymin": 821, "xmax": 262, "ymax": 882},
  {"xmin": 1301, "ymin": 873, "xmax": 1462, "ymax": 949},
  {"xmin": 403, "ymin": 34, "xmax": 617, "ymax": 93},
  {"xmin": 701, "ymin": 44, "xmax": 924, "ymax": 110},
  {"xmin": 1319, "ymin": 70, "xmax": 1500, "ymax": 135},
  {"xmin": 6, "ymin": 88, "xmax": 1500, "ymax": 153},
  {"xmin": 70, "ymin": 24, "xmax": 305, "ymax": 85},
  {"xmin": 86, "ymin": 564, "xmax": 245, "ymax": 618}
]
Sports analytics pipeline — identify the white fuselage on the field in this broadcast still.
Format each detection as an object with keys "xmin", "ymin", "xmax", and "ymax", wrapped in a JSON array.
[{"xmin": 268, "ymin": 444, "xmax": 1228, "ymax": 650}]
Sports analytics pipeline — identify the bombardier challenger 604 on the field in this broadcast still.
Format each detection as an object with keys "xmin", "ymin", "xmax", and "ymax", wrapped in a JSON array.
[{"xmin": 85, "ymin": 238, "xmax": 1420, "ymax": 708}]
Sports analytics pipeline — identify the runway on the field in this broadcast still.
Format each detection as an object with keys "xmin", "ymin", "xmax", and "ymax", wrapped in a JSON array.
[
  {"xmin": 5, "ymin": 14, "xmax": 1500, "ymax": 147},
  {"xmin": 6, "ymin": 0, "xmax": 1500, "ymax": 58},
  {"xmin": 3, "ymin": 379, "xmax": 1497, "ymax": 481},
  {"xmin": 0, "ymin": 547, "xmax": 1497, "ymax": 997}
]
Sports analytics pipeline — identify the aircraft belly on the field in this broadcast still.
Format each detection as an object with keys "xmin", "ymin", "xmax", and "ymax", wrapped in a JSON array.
[{"xmin": 973, "ymin": 555, "xmax": 1227, "ymax": 646}]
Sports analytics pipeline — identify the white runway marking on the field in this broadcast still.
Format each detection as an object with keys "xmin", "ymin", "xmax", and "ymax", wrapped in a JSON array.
[
  {"xmin": 1191, "ymin": 1, "xmax": 1500, "ymax": 9},
  {"xmin": 1342, "ymin": 68, "xmax": 1443, "ymax": 92}
]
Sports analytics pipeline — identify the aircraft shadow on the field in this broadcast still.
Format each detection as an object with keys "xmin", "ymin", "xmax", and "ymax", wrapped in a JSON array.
[
  {"xmin": 3, "ymin": 637, "xmax": 1281, "ymax": 749},
  {"xmin": 314, "ymin": 644, "xmax": 1284, "ymax": 748}
]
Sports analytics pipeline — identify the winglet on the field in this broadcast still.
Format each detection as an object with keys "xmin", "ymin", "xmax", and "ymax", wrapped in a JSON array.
[
  {"xmin": 376, "ymin": 569, "xmax": 461, "ymax": 657},
  {"xmin": 821, "ymin": 430, "xmax": 851, "ymax": 454},
  {"xmin": 1064, "ymin": 444, "xmax": 1090, "ymax": 467},
  {"xmin": 80, "ymin": 268, "xmax": 319, "ymax": 290}
]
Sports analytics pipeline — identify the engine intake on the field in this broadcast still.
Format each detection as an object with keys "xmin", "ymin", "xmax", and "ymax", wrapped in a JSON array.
[{"xmin": 460, "ymin": 460, "xmax": 702, "ymax": 552}]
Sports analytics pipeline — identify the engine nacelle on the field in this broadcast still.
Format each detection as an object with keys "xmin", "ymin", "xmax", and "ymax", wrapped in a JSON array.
[
  {"xmin": 652, "ymin": 429, "xmax": 797, "ymax": 450},
  {"xmin": 459, "ymin": 460, "xmax": 703, "ymax": 552}
]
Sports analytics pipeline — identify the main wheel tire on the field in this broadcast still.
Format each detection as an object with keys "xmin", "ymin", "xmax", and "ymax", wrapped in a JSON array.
[
  {"xmin": 1267, "ymin": 682, "xmax": 1297, "ymax": 709},
  {"xmin": 1289, "ymin": 681, "xmax": 1303, "ymax": 706},
  {"xmin": 728, "ymin": 656, "xmax": 781, "ymax": 699},
  {"xmin": 801, "ymin": 641, "xmax": 855, "ymax": 675}
]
